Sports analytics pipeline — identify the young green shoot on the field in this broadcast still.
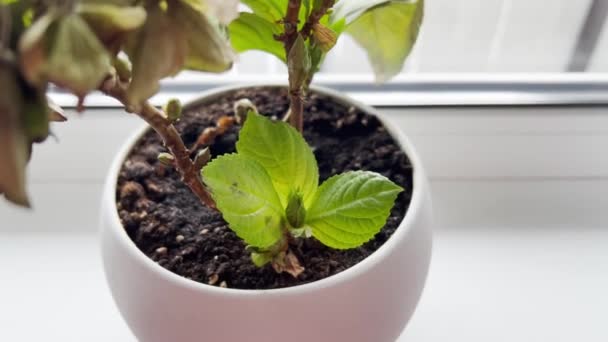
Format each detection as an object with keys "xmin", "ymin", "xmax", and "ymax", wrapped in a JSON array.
[{"xmin": 202, "ymin": 112, "xmax": 403, "ymax": 277}]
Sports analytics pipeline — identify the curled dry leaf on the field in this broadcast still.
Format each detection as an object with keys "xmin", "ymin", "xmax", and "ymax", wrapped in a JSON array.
[
  {"xmin": 312, "ymin": 23, "xmax": 337, "ymax": 52},
  {"xmin": 0, "ymin": 63, "xmax": 30, "ymax": 207},
  {"xmin": 47, "ymin": 96, "xmax": 67, "ymax": 122},
  {"xmin": 271, "ymin": 250, "xmax": 305, "ymax": 278},
  {"xmin": 76, "ymin": 3, "xmax": 147, "ymax": 54},
  {"xmin": 200, "ymin": 0, "xmax": 239, "ymax": 25},
  {"xmin": 19, "ymin": 12, "xmax": 112, "ymax": 97},
  {"xmin": 126, "ymin": 1, "xmax": 234, "ymax": 105}
]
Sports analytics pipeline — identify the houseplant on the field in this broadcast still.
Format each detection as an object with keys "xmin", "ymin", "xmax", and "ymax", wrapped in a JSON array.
[{"xmin": 1, "ymin": 0, "xmax": 431, "ymax": 341}]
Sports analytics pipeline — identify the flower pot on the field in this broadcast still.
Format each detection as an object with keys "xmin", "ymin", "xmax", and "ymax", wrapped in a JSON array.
[{"xmin": 100, "ymin": 84, "xmax": 433, "ymax": 342}]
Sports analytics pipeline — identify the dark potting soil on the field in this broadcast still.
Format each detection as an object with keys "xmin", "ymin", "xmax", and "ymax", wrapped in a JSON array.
[{"xmin": 116, "ymin": 87, "xmax": 413, "ymax": 290}]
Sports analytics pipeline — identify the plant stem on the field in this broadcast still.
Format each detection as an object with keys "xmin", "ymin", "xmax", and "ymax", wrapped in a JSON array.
[
  {"xmin": 100, "ymin": 80, "xmax": 216, "ymax": 209},
  {"xmin": 301, "ymin": 0, "xmax": 336, "ymax": 39},
  {"xmin": 278, "ymin": 0, "xmax": 305, "ymax": 133},
  {"xmin": 288, "ymin": 91, "xmax": 304, "ymax": 132},
  {"xmin": 282, "ymin": 0, "xmax": 302, "ymax": 53}
]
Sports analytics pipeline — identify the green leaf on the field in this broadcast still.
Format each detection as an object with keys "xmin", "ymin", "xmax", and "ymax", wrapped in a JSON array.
[
  {"xmin": 0, "ymin": 64, "xmax": 30, "ymax": 207},
  {"xmin": 236, "ymin": 113, "xmax": 318, "ymax": 208},
  {"xmin": 342, "ymin": 0, "xmax": 424, "ymax": 82},
  {"xmin": 19, "ymin": 13, "xmax": 112, "ymax": 96},
  {"xmin": 202, "ymin": 153, "xmax": 284, "ymax": 248},
  {"xmin": 331, "ymin": 0, "xmax": 392, "ymax": 24},
  {"xmin": 240, "ymin": 0, "xmax": 288, "ymax": 22},
  {"xmin": 306, "ymin": 171, "xmax": 403, "ymax": 249},
  {"xmin": 228, "ymin": 12, "xmax": 286, "ymax": 62}
]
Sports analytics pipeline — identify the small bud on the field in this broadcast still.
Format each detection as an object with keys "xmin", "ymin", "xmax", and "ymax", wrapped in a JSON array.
[
  {"xmin": 157, "ymin": 152, "xmax": 175, "ymax": 166},
  {"xmin": 113, "ymin": 57, "xmax": 132, "ymax": 82},
  {"xmin": 288, "ymin": 34, "xmax": 312, "ymax": 92},
  {"xmin": 164, "ymin": 98, "xmax": 182, "ymax": 122},
  {"xmin": 233, "ymin": 98, "xmax": 257, "ymax": 124},
  {"xmin": 285, "ymin": 192, "xmax": 306, "ymax": 228},
  {"xmin": 312, "ymin": 23, "xmax": 337, "ymax": 52},
  {"xmin": 194, "ymin": 148, "xmax": 211, "ymax": 170}
]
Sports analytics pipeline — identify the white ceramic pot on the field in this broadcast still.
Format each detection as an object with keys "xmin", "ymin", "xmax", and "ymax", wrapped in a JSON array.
[{"xmin": 101, "ymin": 84, "xmax": 433, "ymax": 342}]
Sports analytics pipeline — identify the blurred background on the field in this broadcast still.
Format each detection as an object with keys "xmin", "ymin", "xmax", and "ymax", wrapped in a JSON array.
[{"xmin": 1, "ymin": 0, "xmax": 608, "ymax": 341}]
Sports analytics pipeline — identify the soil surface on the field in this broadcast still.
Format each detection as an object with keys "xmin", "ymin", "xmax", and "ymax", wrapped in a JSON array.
[{"xmin": 117, "ymin": 87, "xmax": 413, "ymax": 290}]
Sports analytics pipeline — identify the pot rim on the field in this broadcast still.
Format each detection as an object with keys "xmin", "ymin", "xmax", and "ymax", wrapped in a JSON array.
[{"xmin": 103, "ymin": 82, "xmax": 428, "ymax": 297}]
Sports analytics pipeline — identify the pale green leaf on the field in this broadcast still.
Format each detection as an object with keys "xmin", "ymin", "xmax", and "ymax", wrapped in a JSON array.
[
  {"xmin": 306, "ymin": 171, "xmax": 403, "ymax": 249},
  {"xmin": 331, "ymin": 0, "xmax": 392, "ymax": 24},
  {"xmin": 228, "ymin": 12, "xmax": 285, "ymax": 62},
  {"xmin": 236, "ymin": 113, "xmax": 318, "ymax": 208},
  {"xmin": 240, "ymin": 0, "xmax": 288, "ymax": 22},
  {"xmin": 202, "ymin": 153, "xmax": 284, "ymax": 248},
  {"xmin": 342, "ymin": 0, "xmax": 423, "ymax": 82}
]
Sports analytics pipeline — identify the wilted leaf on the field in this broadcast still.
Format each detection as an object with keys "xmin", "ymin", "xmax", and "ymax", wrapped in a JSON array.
[
  {"xmin": 200, "ymin": 0, "xmax": 239, "ymax": 24},
  {"xmin": 125, "ymin": 5, "xmax": 187, "ymax": 104},
  {"xmin": 19, "ymin": 13, "xmax": 112, "ymax": 96},
  {"xmin": 312, "ymin": 23, "xmax": 337, "ymax": 52},
  {"xmin": 21, "ymin": 84, "xmax": 50, "ymax": 143},
  {"xmin": 76, "ymin": 3, "xmax": 147, "ymax": 54},
  {"xmin": 0, "ymin": 64, "xmax": 30, "ymax": 207},
  {"xmin": 171, "ymin": 0, "xmax": 235, "ymax": 73},
  {"xmin": 344, "ymin": 0, "xmax": 423, "ymax": 82},
  {"xmin": 47, "ymin": 96, "xmax": 67, "ymax": 122},
  {"xmin": 229, "ymin": 12, "xmax": 286, "ymax": 62},
  {"xmin": 126, "ymin": 1, "xmax": 233, "ymax": 104}
]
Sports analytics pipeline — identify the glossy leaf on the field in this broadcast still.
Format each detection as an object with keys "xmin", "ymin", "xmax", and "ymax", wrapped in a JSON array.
[
  {"xmin": 306, "ymin": 171, "xmax": 403, "ymax": 249},
  {"xmin": 236, "ymin": 112, "xmax": 318, "ymax": 208},
  {"xmin": 202, "ymin": 153, "xmax": 284, "ymax": 248},
  {"xmin": 341, "ymin": 0, "xmax": 423, "ymax": 82},
  {"xmin": 240, "ymin": 0, "xmax": 288, "ymax": 22},
  {"xmin": 229, "ymin": 12, "xmax": 286, "ymax": 62}
]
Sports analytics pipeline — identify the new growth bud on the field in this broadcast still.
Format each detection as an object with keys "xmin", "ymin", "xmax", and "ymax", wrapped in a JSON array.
[
  {"xmin": 157, "ymin": 152, "xmax": 175, "ymax": 166},
  {"xmin": 164, "ymin": 99, "xmax": 182, "ymax": 123},
  {"xmin": 233, "ymin": 98, "xmax": 257, "ymax": 125},
  {"xmin": 285, "ymin": 192, "xmax": 306, "ymax": 228},
  {"xmin": 194, "ymin": 147, "xmax": 211, "ymax": 170}
]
